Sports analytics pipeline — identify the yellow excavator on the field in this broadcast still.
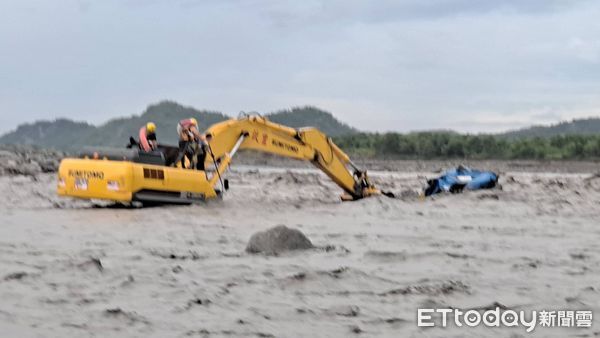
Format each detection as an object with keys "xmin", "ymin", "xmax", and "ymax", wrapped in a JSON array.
[{"xmin": 57, "ymin": 114, "xmax": 392, "ymax": 204}]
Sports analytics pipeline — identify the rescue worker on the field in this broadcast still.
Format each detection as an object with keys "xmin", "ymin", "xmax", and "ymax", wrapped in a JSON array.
[
  {"xmin": 135, "ymin": 122, "xmax": 158, "ymax": 152},
  {"xmin": 145, "ymin": 122, "xmax": 158, "ymax": 150},
  {"xmin": 176, "ymin": 118, "xmax": 207, "ymax": 170}
]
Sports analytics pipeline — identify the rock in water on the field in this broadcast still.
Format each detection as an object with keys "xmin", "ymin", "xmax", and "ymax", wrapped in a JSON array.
[
  {"xmin": 246, "ymin": 225, "xmax": 314, "ymax": 254},
  {"xmin": 0, "ymin": 145, "xmax": 64, "ymax": 176}
]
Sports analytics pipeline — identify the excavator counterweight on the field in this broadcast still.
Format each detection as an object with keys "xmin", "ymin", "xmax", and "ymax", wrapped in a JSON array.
[{"xmin": 56, "ymin": 115, "xmax": 389, "ymax": 204}]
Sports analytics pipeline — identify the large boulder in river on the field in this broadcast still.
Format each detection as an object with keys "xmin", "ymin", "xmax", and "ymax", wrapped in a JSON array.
[{"xmin": 246, "ymin": 225, "xmax": 314, "ymax": 255}]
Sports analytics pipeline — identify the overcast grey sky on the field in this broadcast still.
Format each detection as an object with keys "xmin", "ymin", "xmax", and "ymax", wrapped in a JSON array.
[{"xmin": 1, "ymin": 0, "xmax": 599, "ymax": 134}]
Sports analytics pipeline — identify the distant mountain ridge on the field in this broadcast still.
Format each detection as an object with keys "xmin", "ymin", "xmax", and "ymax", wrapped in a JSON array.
[
  {"xmin": 265, "ymin": 108, "xmax": 357, "ymax": 135},
  {"xmin": 0, "ymin": 101, "xmax": 358, "ymax": 150},
  {"xmin": 2, "ymin": 101, "xmax": 598, "ymax": 151},
  {"xmin": 499, "ymin": 117, "xmax": 600, "ymax": 138},
  {"xmin": 4, "ymin": 119, "xmax": 96, "ymax": 150}
]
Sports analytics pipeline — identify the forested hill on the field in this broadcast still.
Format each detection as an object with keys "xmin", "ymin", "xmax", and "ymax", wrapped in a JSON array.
[
  {"xmin": 2, "ymin": 102, "xmax": 599, "ymax": 159},
  {"xmin": 500, "ymin": 118, "xmax": 600, "ymax": 138},
  {"xmin": 265, "ymin": 107, "xmax": 357, "ymax": 136},
  {"xmin": 0, "ymin": 101, "xmax": 357, "ymax": 150}
]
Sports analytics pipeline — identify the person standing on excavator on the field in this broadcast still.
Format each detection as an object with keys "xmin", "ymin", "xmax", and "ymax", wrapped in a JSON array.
[
  {"xmin": 133, "ymin": 122, "xmax": 158, "ymax": 152},
  {"xmin": 176, "ymin": 118, "xmax": 208, "ymax": 170}
]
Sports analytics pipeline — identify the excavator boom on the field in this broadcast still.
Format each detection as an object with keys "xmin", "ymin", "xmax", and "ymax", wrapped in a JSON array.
[
  {"xmin": 205, "ymin": 114, "xmax": 382, "ymax": 200},
  {"xmin": 56, "ymin": 114, "xmax": 387, "ymax": 204}
]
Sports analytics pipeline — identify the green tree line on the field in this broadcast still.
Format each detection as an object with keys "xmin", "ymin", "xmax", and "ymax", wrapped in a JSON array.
[{"xmin": 333, "ymin": 132, "xmax": 600, "ymax": 160}]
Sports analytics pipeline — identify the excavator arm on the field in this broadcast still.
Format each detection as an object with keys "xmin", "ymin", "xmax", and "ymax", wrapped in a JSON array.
[{"xmin": 203, "ymin": 114, "xmax": 386, "ymax": 200}]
